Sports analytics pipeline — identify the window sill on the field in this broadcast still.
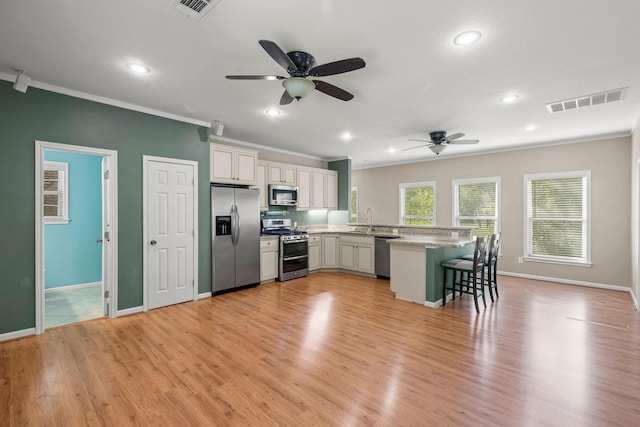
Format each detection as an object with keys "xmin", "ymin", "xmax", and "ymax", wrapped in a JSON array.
[
  {"xmin": 44, "ymin": 218, "xmax": 70, "ymax": 225},
  {"xmin": 522, "ymin": 256, "xmax": 591, "ymax": 268}
]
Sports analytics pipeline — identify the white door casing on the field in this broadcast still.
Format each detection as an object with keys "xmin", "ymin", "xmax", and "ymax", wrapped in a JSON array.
[
  {"xmin": 35, "ymin": 141, "xmax": 118, "ymax": 335},
  {"xmin": 144, "ymin": 156, "xmax": 198, "ymax": 310}
]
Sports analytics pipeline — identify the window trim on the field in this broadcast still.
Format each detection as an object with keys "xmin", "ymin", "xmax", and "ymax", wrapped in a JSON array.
[
  {"xmin": 452, "ymin": 176, "xmax": 501, "ymax": 237},
  {"xmin": 43, "ymin": 160, "xmax": 69, "ymax": 224},
  {"xmin": 523, "ymin": 170, "xmax": 591, "ymax": 266},
  {"xmin": 350, "ymin": 186, "xmax": 358, "ymax": 222},
  {"xmin": 399, "ymin": 181, "xmax": 436, "ymax": 225}
]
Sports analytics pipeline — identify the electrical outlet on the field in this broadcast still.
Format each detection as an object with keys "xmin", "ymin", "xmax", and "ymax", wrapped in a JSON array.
[{"xmin": 518, "ymin": 257, "xmax": 523, "ymax": 264}]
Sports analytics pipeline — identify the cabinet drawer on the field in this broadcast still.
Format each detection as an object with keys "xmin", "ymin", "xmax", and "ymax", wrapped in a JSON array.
[
  {"xmin": 260, "ymin": 239, "xmax": 278, "ymax": 250},
  {"xmin": 308, "ymin": 234, "xmax": 321, "ymax": 244},
  {"xmin": 339, "ymin": 235, "xmax": 374, "ymax": 246}
]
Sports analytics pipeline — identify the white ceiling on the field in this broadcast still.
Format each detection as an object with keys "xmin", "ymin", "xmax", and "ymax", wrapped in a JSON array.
[{"xmin": 1, "ymin": 1, "xmax": 639, "ymax": 169}]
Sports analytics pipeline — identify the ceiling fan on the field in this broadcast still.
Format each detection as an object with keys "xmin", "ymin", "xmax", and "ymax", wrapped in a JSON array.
[
  {"xmin": 404, "ymin": 131, "xmax": 479, "ymax": 155},
  {"xmin": 226, "ymin": 39, "xmax": 365, "ymax": 105}
]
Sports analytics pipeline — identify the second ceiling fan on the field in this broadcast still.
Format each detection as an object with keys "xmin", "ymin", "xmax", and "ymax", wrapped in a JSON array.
[
  {"xmin": 226, "ymin": 39, "xmax": 366, "ymax": 105},
  {"xmin": 404, "ymin": 131, "xmax": 479, "ymax": 155}
]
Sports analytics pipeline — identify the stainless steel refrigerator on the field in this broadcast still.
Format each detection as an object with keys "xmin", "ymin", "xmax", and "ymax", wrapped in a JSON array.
[{"xmin": 211, "ymin": 186, "xmax": 260, "ymax": 294}]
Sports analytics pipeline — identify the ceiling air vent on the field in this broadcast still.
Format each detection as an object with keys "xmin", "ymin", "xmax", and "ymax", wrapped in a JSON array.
[
  {"xmin": 546, "ymin": 87, "xmax": 627, "ymax": 113},
  {"xmin": 172, "ymin": 0, "xmax": 221, "ymax": 21}
]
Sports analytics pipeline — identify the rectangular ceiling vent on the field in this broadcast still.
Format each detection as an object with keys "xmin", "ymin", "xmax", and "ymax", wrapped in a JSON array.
[
  {"xmin": 546, "ymin": 87, "xmax": 627, "ymax": 113},
  {"xmin": 172, "ymin": 0, "xmax": 221, "ymax": 21}
]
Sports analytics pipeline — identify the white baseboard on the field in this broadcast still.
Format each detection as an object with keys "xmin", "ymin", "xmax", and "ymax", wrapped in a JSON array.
[
  {"xmin": 198, "ymin": 292, "xmax": 212, "ymax": 299},
  {"xmin": 116, "ymin": 306, "xmax": 144, "ymax": 317},
  {"xmin": 630, "ymin": 290, "xmax": 639, "ymax": 310},
  {"xmin": 499, "ymin": 271, "xmax": 631, "ymax": 293},
  {"xmin": 0, "ymin": 327, "xmax": 36, "ymax": 342},
  {"xmin": 45, "ymin": 281, "xmax": 101, "ymax": 293}
]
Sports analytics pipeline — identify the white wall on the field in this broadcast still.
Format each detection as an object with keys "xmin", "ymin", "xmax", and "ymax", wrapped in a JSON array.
[
  {"xmin": 353, "ymin": 136, "xmax": 631, "ymax": 288},
  {"xmin": 631, "ymin": 118, "xmax": 640, "ymax": 304}
]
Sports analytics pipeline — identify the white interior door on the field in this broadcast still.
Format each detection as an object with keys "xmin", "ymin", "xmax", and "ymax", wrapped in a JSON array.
[{"xmin": 146, "ymin": 158, "xmax": 196, "ymax": 309}]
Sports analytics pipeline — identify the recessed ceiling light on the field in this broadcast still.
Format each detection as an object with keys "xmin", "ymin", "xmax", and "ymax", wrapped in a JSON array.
[
  {"xmin": 388, "ymin": 147, "xmax": 397, "ymax": 153},
  {"xmin": 525, "ymin": 124, "xmax": 536, "ymax": 131},
  {"xmin": 341, "ymin": 132, "xmax": 353, "ymax": 141},
  {"xmin": 127, "ymin": 63, "xmax": 150, "ymax": 74},
  {"xmin": 454, "ymin": 30, "xmax": 482, "ymax": 46},
  {"xmin": 500, "ymin": 94, "xmax": 519, "ymax": 104},
  {"xmin": 265, "ymin": 109, "xmax": 280, "ymax": 117}
]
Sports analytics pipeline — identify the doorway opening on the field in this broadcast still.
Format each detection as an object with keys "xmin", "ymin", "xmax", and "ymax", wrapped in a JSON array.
[{"xmin": 35, "ymin": 141, "xmax": 118, "ymax": 334}]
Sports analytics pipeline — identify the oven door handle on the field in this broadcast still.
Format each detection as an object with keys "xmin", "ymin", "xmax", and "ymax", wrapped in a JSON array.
[{"xmin": 282, "ymin": 255, "xmax": 308, "ymax": 261}]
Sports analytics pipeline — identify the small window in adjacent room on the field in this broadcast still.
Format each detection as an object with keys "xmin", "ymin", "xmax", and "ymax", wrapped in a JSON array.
[
  {"xmin": 43, "ymin": 161, "xmax": 69, "ymax": 224},
  {"xmin": 350, "ymin": 186, "xmax": 358, "ymax": 222},
  {"xmin": 399, "ymin": 181, "xmax": 436, "ymax": 225},
  {"xmin": 524, "ymin": 170, "xmax": 591, "ymax": 266}
]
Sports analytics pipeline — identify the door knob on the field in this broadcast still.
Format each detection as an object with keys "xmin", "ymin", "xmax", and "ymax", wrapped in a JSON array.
[{"xmin": 150, "ymin": 240, "xmax": 157, "ymax": 245}]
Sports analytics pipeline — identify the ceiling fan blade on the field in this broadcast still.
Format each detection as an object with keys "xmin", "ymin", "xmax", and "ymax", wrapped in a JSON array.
[
  {"xmin": 279, "ymin": 90, "xmax": 294, "ymax": 105},
  {"xmin": 403, "ymin": 144, "xmax": 430, "ymax": 151},
  {"xmin": 308, "ymin": 58, "xmax": 366, "ymax": 77},
  {"xmin": 225, "ymin": 75, "xmax": 286, "ymax": 80},
  {"xmin": 313, "ymin": 80, "xmax": 354, "ymax": 101},
  {"xmin": 259, "ymin": 40, "xmax": 297, "ymax": 73},
  {"xmin": 444, "ymin": 132, "xmax": 465, "ymax": 141},
  {"xmin": 408, "ymin": 139, "xmax": 431, "ymax": 143},
  {"xmin": 448, "ymin": 139, "xmax": 479, "ymax": 145}
]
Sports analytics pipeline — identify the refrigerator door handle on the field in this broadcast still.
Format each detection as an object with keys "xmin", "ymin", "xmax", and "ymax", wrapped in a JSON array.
[
  {"xmin": 230, "ymin": 204, "xmax": 237, "ymax": 246},
  {"xmin": 235, "ymin": 204, "xmax": 241, "ymax": 243}
]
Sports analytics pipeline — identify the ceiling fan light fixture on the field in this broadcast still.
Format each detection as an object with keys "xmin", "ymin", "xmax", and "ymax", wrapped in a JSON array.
[
  {"xmin": 454, "ymin": 30, "xmax": 482, "ymax": 46},
  {"xmin": 429, "ymin": 145, "xmax": 446, "ymax": 155},
  {"xmin": 282, "ymin": 77, "xmax": 316, "ymax": 100}
]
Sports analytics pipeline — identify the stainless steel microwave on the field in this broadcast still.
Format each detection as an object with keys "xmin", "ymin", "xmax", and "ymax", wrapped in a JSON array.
[{"xmin": 269, "ymin": 184, "xmax": 298, "ymax": 206}]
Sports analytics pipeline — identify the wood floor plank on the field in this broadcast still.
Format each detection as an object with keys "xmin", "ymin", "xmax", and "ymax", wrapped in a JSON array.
[{"xmin": 2, "ymin": 272, "xmax": 640, "ymax": 426}]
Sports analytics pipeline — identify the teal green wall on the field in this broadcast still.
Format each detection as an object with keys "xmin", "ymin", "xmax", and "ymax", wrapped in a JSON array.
[
  {"xmin": 0, "ymin": 80, "xmax": 210, "ymax": 334},
  {"xmin": 328, "ymin": 159, "xmax": 351, "ymax": 211},
  {"xmin": 44, "ymin": 150, "xmax": 102, "ymax": 289}
]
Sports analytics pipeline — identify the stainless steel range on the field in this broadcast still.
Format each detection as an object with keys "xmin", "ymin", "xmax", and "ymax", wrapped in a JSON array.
[{"xmin": 261, "ymin": 219, "xmax": 309, "ymax": 281}]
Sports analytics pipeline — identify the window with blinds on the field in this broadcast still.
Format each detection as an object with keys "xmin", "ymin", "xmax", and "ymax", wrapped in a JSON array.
[
  {"xmin": 399, "ymin": 181, "xmax": 436, "ymax": 225},
  {"xmin": 453, "ymin": 177, "xmax": 500, "ymax": 237},
  {"xmin": 43, "ymin": 161, "xmax": 69, "ymax": 224},
  {"xmin": 525, "ymin": 171, "xmax": 590, "ymax": 264}
]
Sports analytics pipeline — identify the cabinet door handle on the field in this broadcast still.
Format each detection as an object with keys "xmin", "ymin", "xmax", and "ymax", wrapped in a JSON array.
[{"xmin": 150, "ymin": 240, "xmax": 157, "ymax": 245}]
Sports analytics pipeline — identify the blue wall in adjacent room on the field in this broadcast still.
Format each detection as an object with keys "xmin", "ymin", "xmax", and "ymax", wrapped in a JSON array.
[{"xmin": 44, "ymin": 150, "xmax": 103, "ymax": 289}]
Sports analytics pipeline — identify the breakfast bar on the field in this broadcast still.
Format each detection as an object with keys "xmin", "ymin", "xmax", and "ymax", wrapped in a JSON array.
[{"xmin": 388, "ymin": 236, "xmax": 474, "ymax": 307}]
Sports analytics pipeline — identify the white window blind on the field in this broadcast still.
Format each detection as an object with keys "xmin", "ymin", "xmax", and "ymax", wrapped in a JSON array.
[
  {"xmin": 399, "ymin": 181, "xmax": 436, "ymax": 225},
  {"xmin": 43, "ymin": 161, "xmax": 69, "ymax": 223},
  {"xmin": 453, "ymin": 177, "xmax": 500, "ymax": 237},
  {"xmin": 525, "ymin": 171, "xmax": 590, "ymax": 264}
]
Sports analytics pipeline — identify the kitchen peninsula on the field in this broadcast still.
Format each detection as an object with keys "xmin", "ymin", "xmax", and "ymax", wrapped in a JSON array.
[
  {"xmin": 299, "ymin": 224, "xmax": 474, "ymax": 306},
  {"xmin": 388, "ymin": 235, "xmax": 474, "ymax": 307}
]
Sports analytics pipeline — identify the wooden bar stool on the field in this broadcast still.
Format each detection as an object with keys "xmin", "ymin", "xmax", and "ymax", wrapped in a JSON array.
[
  {"xmin": 461, "ymin": 232, "xmax": 501, "ymax": 302},
  {"xmin": 441, "ymin": 235, "xmax": 488, "ymax": 313}
]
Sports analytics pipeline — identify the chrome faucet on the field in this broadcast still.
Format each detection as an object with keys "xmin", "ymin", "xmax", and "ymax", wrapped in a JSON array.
[{"xmin": 366, "ymin": 207, "xmax": 373, "ymax": 233}]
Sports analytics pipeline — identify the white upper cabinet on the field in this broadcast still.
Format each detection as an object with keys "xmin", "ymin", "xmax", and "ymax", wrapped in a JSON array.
[
  {"xmin": 210, "ymin": 143, "xmax": 258, "ymax": 185},
  {"xmin": 296, "ymin": 167, "xmax": 312, "ymax": 210},
  {"xmin": 268, "ymin": 163, "xmax": 297, "ymax": 186},
  {"xmin": 312, "ymin": 168, "xmax": 338, "ymax": 209},
  {"xmin": 257, "ymin": 161, "xmax": 268, "ymax": 210}
]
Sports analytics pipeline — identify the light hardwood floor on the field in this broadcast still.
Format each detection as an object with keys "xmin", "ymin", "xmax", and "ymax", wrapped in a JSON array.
[{"xmin": 2, "ymin": 272, "xmax": 639, "ymax": 426}]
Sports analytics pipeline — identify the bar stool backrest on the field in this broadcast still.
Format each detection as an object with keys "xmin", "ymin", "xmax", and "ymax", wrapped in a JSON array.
[
  {"xmin": 472, "ymin": 235, "xmax": 488, "ymax": 272},
  {"xmin": 488, "ymin": 232, "xmax": 501, "ymax": 265}
]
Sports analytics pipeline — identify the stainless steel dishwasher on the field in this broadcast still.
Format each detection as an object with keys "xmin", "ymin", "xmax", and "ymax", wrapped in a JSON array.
[{"xmin": 375, "ymin": 236, "xmax": 400, "ymax": 279}]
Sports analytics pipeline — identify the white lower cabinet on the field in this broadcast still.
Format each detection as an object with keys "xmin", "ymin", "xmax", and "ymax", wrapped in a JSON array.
[
  {"xmin": 260, "ymin": 239, "xmax": 279, "ymax": 282},
  {"xmin": 339, "ymin": 235, "xmax": 375, "ymax": 274},
  {"xmin": 322, "ymin": 234, "xmax": 340, "ymax": 268},
  {"xmin": 308, "ymin": 234, "xmax": 322, "ymax": 271}
]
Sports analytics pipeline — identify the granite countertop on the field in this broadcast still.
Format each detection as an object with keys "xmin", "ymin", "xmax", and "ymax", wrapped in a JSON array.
[
  {"xmin": 387, "ymin": 235, "xmax": 474, "ymax": 248},
  {"xmin": 260, "ymin": 235, "xmax": 280, "ymax": 241}
]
